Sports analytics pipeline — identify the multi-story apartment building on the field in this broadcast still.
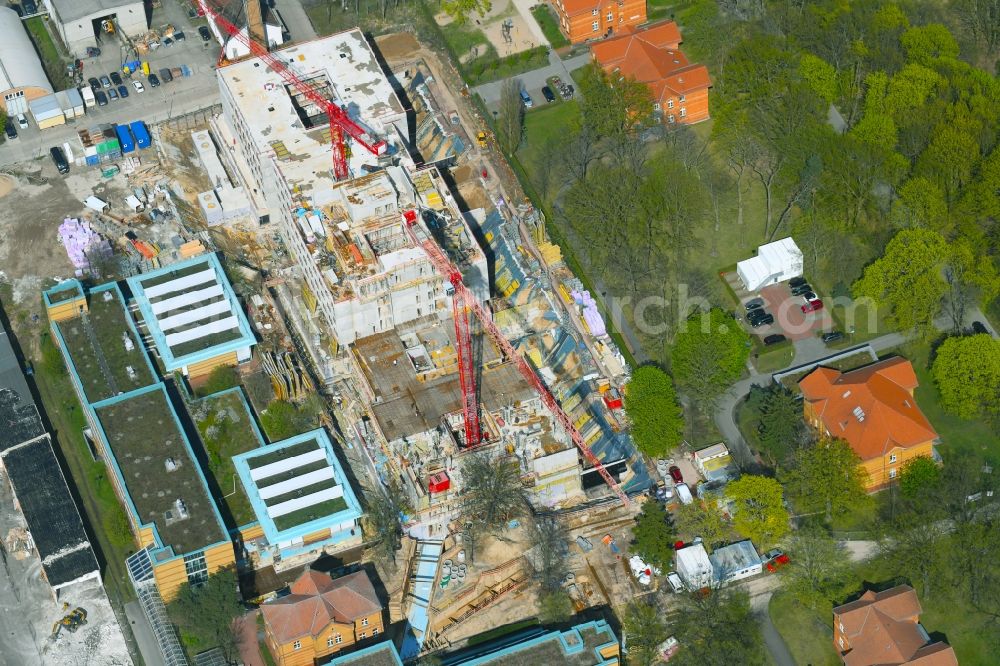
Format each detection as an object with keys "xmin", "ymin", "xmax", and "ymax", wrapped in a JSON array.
[{"xmin": 551, "ymin": 0, "xmax": 646, "ymax": 44}]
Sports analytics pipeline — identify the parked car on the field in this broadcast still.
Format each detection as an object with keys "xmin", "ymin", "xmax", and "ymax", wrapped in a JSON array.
[
  {"xmin": 666, "ymin": 572, "xmax": 684, "ymax": 593},
  {"xmin": 199, "ymin": 25, "xmax": 212, "ymax": 42},
  {"xmin": 801, "ymin": 299, "xmax": 824, "ymax": 313},
  {"xmin": 109, "ymin": 71, "xmax": 123, "ymax": 86},
  {"xmin": 763, "ymin": 334, "xmax": 786, "ymax": 345},
  {"xmin": 131, "ymin": 80, "xmax": 145, "ymax": 93},
  {"xmin": 173, "ymin": 30, "xmax": 186, "ymax": 41},
  {"xmin": 801, "ymin": 291, "xmax": 817, "ymax": 302},
  {"xmin": 163, "ymin": 36, "xmax": 173, "ymax": 47},
  {"xmin": 764, "ymin": 549, "xmax": 791, "ymax": 572},
  {"xmin": 668, "ymin": 465, "xmax": 683, "ymax": 484},
  {"xmin": 972, "ymin": 321, "xmax": 989, "ymax": 335},
  {"xmin": 148, "ymin": 73, "xmax": 160, "ymax": 87},
  {"xmin": 158, "ymin": 68, "xmax": 173, "ymax": 82},
  {"xmin": 88, "ymin": 76, "xmax": 101, "ymax": 91},
  {"xmin": 541, "ymin": 86, "xmax": 556, "ymax": 103},
  {"xmin": 747, "ymin": 308, "xmax": 770, "ymax": 322},
  {"xmin": 95, "ymin": 90, "xmax": 108, "ymax": 106},
  {"xmin": 118, "ymin": 84, "xmax": 129, "ymax": 98},
  {"xmin": 822, "ymin": 330, "xmax": 844, "ymax": 343},
  {"xmin": 21, "ymin": 0, "xmax": 36, "ymax": 14},
  {"xmin": 16, "ymin": 113, "xmax": 28, "ymax": 129},
  {"xmin": 50, "ymin": 146, "xmax": 69, "ymax": 174},
  {"xmin": 4, "ymin": 121, "xmax": 16, "ymax": 140},
  {"xmin": 789, "ymin": 276, "xmax": 808, "ymax": 288},
  {"xmin": 100, "ymin": 75, "xmax": 112, "ymax": 88},
  {"xmin": 519, "ymin": 89, "xmax": 533, "ymax": 108},
  {"xmin": 108, "ymin": 87, "xmax": 118, "ymax": 100},
  {"xmin": 751, "ymin": 314, "xmax": 775, "ymax": 327},
  {"xmin": 745, "ymin": 297, "xmax": 765, "ymax": 311},
  {"xmin": 791, "ymin": 283, "xmax": 813, "ymax": 296}
]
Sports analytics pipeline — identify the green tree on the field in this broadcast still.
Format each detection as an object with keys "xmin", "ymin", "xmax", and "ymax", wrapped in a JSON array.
[
  {"xmin": 577, "ymin": 63, "xmax": 654, "ymax": 138},
  {"xmin": 496, "ymin": 78, "xmax": 524, "ymax": 153},
  {"xmin": 623, "ymin": 366, "xmax": 684, "ymax": 458},
  {"xmin": 745, "ymin": 385, "xmax": 808, "ymax": 468},
  {"xmin": 537, "ymin": 589, "xmax": 573, "ymax": 624},
  {"xmin": 622, "ymin": 600, "xmax": 668, "ymax": 666},
  {"xmin": 259, "ymin": 399, "xmax": 314, "ymax": 440},
  {"xmin": 798, "ymin": 53, "xmax": 837, "ymax": 103},
  {"xmin": 167, "ymin": 567, "xmax": 243, "ymax": 661},
  {"xmin": 931, "ymin": 334, "xmax": 1000, "ymax": 420},
  {"xmin": 670, "ymin": 308, "xmax": 751, "ymax": 411},
  {"xmin": 460, "ymin": 452, "xmax": 526, "ymax": 541},
  {"xmin": 364, "ymin": 479, "xmax": 410, "ymax": 571},
  {"xmin": 900, "ymin": 24, "xmax": 960, "ymax": 63},
  {"xmin": 439, "ymin": 0, "xmax": 491, "ymax": 23},
  {"xmin": 631, "ymin": 500, "xmax": 675, "ymax": 571},
  {"xmin": 942, "ymin": 239, "xmax": 1000, "ymax": 332},
  {"xmin": 853, "ymin": 228, "xmax": 949, "ymax": 333},
  {"xmin": 104, "ymin": 506, "xmax": 134, "ymax": 547},
  {"xmin": 672, "ymin": 589, "xmax": 765, "ymax": 665},
  {"xmin": 781, "ymin": 529, "xmax": 850, "ymax": 609},
  {"xmin": 916, "ymin": 125, "xmax": 981, "ymax": 206},
  {"xmin": 197, "ymin": 365, "xmax": 239, "ymax": 397},
  {"xmin": 899, "ymin": 456, "xmax": 942, "ymax": 501},
  {"xmin": 890, "ymin": 177, "xmax": 948, "ymax": 231},
  {"xmin": 725, "ymin": 475, "xmax": 789, "ymax": 547},
  {"xmin": 783, "ymin": 438, "xmax": 870, "ymax": 522},
  {"xmin": 673, "ymin": 499, "xmax": 729, "ymax": 549}
]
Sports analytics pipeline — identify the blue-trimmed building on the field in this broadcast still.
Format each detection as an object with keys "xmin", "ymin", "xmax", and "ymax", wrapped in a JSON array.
[
  {"xmin": 125, "ymin": 253, "xmax": 256, "ymax": 378},
  {"xmin": 233, "ymin": 429, "xmax": 363, "ymax": 567},
  {"xmin": 326, "ymin": 619, "xmax": 620, "ymax": 665}
]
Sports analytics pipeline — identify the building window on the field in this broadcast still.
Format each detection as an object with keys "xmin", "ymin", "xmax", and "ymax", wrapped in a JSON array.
[
  {"xmin": 372, "ymin": 628, "xmax": 379, "ymax": 636},
  {"xmin": 889, "ymin": 453, "xmax": 897, "ymax": 463},
  {"xmin": 592, "ymin": 8, "xmax": 597, "ymax": 14},
  {"xmin": 592, "ymin": 21, "xmax": 599, "ymax": 31},
  {"xmin": 679, "ymin": 95, "xmax": 686, "ymax": 102},
  {"xmin": 607, "ymin": 11, "xmax": 613, "ymax": 20},
  {"xmin": 680, "ymin": 107, "xmax": 687, "ymax": 117},
  {"xmin": 359, "ymin": 632, "xmax": 367, "ymax": 639},
  {"xmin": 361, "ymin": 618, "xmax": 369, "ymax": 626},
  {"xmin": 335, "ymin": 634, "xmax": 343, "ymax": 644},
  {"xmin": 293, "ymin": 640, "xmax": 301, "ymax": 650},
  {"xmin": 653, "ymin": 102, "xmax": 661, "ymax": 111},
  {"xmin": 327, "ymin": 637, "xmax": 335, "ymax": 647},
  {"xmin": 619, "ymin": 16, "xmax": 623, "ymax": 22},
  {"xmin": 889, "ymin": 468, "xmax": 897, "ymax": 479},
  {"xmin": 667, "ymin": 115, "xmax": 675, "ymax": 123},
  {"xmin": 183, "ymin": 551, "xmax": 208, "ymax": 585},
  {"xmin": 839, "ymin": 637, "xmax": 845, "ymax": 649},
  {"xmin": 667, "ymin": 99, "xmax": 674, "ymax": 109}
]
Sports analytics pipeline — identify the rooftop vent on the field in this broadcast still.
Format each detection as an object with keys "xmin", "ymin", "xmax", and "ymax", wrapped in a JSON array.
[
  {"xmin": 174, "ymin": 498, "xmax": 189, "ymax": 519},
  {"xmin": 852, "ymin": 406, "xmax": 865, "ymax": 422},
  {"xmin": 842, "ymin": 390, "xmax": 851, "ymax": 398},
  {"xmin": 165, "ymin": 457, "xmax": 178, "ymax": 472},
  {"xmin": 123, "ymin": 333, "xmax": 134, "ymax": 351},
  {"xmin": 102, "ymin": 291, "xmax": 114, "ymax": 302}
]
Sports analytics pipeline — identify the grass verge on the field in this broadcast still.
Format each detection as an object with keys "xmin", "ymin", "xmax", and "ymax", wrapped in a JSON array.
[
  {"xmin": 530, "ymin": 4, "xmax": 569, "ymax": 49},
  {"xmin": 25, "ymin": 18, "xmax": 71, "ymax": 91}
]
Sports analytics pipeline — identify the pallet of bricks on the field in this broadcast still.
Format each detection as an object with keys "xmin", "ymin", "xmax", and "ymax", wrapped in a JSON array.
[{"xmin": 78, "ymin": 125, "xmax": 121, "ymax": 166}]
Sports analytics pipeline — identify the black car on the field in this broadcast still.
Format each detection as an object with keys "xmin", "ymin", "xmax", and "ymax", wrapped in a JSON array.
[
  {"xmin": 791, "ymin": 283, "xmax": 813, "ymax": 296},
  {"xmin": 148, "ymin": 73, "xmax": 160, "ymax": 87},
  {"xmin": 801, "ymin": 291, "xmax": 817, "ymax": 302},
  {"xmin": 95, "ymin": 90, "xmax": 108, "ymax": 106},
  {"xmin": 118, "ymin": 84, "xmax": 129, "ymax": 98},
  {"xmin": 789, "ymin": 276, "xmax": 808, "ymax": 288},
  {"xmin": 174, "ymin": 30, "xmax": 186, "ymax": 41},
  {"xmin": 747, "ymin": 307, "xmax": 770, "ymax": 320},
  {"xmin": 751, "ymin": 314, "xmax": 775, "ymax": 328},
  {"xmin": 971, "ymin": 321, "xmax": 989, "ymax": 335},
  {"xmin": 542, "ymin": 86, "xmax": 556, "ymax": 103},
  {"xmin": 88, "ymin": 76, "xmax": 101, "ymax": 91},
  {"xmin": 4, "ymin": 121, "xmax": 16, "ymax": 140},
  {"xmin": 110, "ymin": 71, "xmax": 123, "ymax": 86},
  {"xmin": 21, "ymin": 0, "xmax": 36, "ymax": 14},
  {"xmin": 822, "ymin": 330, "xmax": 844, "ymax": 343},
  {"xmin": 745, "ymin": 297, "xmax": 765, "ymax": 311},
  {"xmin": 50, "ymin": 146, "xmax": 69, "ymax": 174},
  {"xmin": 199, "ymin": 25, "xmax": 212, "ymax": 41},
  {"xmin": 763, "ymin": 334, "xmax": 786, "ymax": 345}
]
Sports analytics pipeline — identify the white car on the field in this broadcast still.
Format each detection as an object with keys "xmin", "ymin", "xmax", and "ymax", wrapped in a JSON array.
[
  {"xmin": 132, "ymin": 80, "xmax": 145, "ymax": 93},
  {"xmin": 16, "ymin": 113, "xmax": 28, "ymax": 129}
]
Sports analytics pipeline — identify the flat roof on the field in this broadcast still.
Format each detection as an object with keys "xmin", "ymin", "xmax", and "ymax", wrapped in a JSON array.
[
  {"xmin": 327, "ymin": 642, "xmax": 402, "ymax": 666},
  {"xmin": 451, "ymin": 620, "xmax": 619, "ymax": 665},
  {"xmin": 0, "ymin": 329, "xmax": 44, "ymax": 452},
  {"xmin": 127, "ymin": 253, "xmax": 256, "ymax": 371},
  {"xmin": 51, "ymin": 283, "xmax": 157, "ymax": 403},
  {"xmin": 93, "ymin": 385, "xmax": 228, "ymax": 556},
  {"xmin": 233, "ymin": 429, "xmax": 362, "ymax": 544},
  {"xmin": 217, "ymin": 28, "xmax": 406, "ymax": 191},
  {"xmin": 709, "ymin": 540, "xmax": 761, "ymax": 577},
  {"xmin": 2, "ymin": 436, "xmax": 99, "ymax": 588},
  {"xmin": 47, "ymin": 0, "xmax": 143, "ymax": 24}
]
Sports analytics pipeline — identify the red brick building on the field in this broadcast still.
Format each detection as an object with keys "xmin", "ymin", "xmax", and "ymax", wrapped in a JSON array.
[
  {"xmin": 590, "ymin": 21, "xmax": 711, "ymax": 125},
  {"xmin": 551, "ymin": 0, "xmax": 647, "ymax": 45}
]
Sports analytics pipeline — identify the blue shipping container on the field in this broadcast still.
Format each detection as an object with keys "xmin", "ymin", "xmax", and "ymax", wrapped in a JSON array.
[
  {"xmin": 85, "ymin": 155, "xmax": 99, "ymax": 166},
  {"xmin": 129, "ymin": 121, "xmax": 151, "ymax": 149},
  {"xmin": 115, "ymin": 125, "xmax": 135, "ymax": 153}
]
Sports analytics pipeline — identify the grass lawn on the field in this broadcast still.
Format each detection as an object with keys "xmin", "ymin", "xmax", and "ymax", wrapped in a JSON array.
[
  {"xmin": 530, "ymin": 4, "xmax": 569, "ymax": 49},
  {"xmin": 444, "ymin": 25, "xmax": 493, "ymax": 61},
  {"xmin": 768, "ymin": 592, "xmax": 840, "ymax": 666},
  {"xmin": 516, "ymin": 100, "xmax": 582, "ymax": 187},
  {"xmin": 753, "ymin": 340, "xmax": 794, "ymax": 373},
  {"xmin": 24, "ymin": 18, "xmax": 71, "ymax": 91}
]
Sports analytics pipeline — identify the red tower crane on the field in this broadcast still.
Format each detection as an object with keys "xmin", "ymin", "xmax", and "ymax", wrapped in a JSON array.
[
  {"xmin": 403, "ymin": 209, "xmax": 630, "ymax": 507},
  {"xmin": 197, "ymin": 0, "xmax": 387, "ymax": 180}
]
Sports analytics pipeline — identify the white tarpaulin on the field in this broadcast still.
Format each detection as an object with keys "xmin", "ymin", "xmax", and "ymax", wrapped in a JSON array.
[{"xmin": 737, "ymin": 237, "xmax": 803, "ymax": 291}]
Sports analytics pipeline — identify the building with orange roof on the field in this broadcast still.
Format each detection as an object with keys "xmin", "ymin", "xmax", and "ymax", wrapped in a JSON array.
[
  {"xmin": 550, "ymin": 0, "xmax": 646, "ymax": 45},
  {"xmin": 590, "ymin": 21, "xmax": 711, "ymax": 125},
  {"xmin": 833, "ymin": 585, "xmax": 958, "ymax": 665},
  {"xmin": 260, "ymin": 569, "xmax": 385, "ymax": 666},
  {"xmin": 799, "ymin": 357, "xmax": 940, "ymax": 491}
]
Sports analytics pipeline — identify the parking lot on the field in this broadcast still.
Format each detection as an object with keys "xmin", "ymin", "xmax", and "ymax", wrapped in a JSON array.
[
  {"xmin": 0, "ymin": 0, "xmax": 222, "ymax": 167},
  {"xmin": 724, "ymin": 272, "xmax": 832, "ymax": 342}
]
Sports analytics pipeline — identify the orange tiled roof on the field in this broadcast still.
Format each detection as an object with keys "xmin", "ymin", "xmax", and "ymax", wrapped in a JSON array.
[
  {"xmin": 591, "ymin": 21, "xmax": 710, "ymax": 100},
  {"xmin": 798, "ymin": 357, "xmax": 938, "ymax": 461},
  {"xmin": 833, "ymin": 586, "xmax": 957, "ymax": 666},
  {"xmin": 261, "ymin": 570, "xmax": 382, "ymax": 644}
]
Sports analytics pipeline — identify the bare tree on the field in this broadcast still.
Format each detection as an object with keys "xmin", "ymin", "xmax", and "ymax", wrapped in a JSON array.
[
  {"xmin": 528, "ymin": 515, "xmax": 569, "ymax": 592},
  {"xmin": 459, "ymin": 451, "xmax": 526, "ymax": 541},
  {"xmin": 364, "ymin": 479, "xmax": 410, "ymax": 571}
]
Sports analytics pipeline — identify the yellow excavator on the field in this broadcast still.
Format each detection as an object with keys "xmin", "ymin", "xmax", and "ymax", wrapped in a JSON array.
[{"xmin": 51, "ymin": 607, "xmax": 88, "ymax": 640}]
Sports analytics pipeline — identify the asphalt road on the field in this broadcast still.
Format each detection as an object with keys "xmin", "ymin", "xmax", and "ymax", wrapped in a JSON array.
[{"xmin": 473, "ymin": 52, "xmax": 591, "ymax": 112}]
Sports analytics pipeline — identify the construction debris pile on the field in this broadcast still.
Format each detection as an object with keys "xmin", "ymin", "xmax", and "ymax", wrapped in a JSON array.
[{"xmin": 58, "ymin": 218, "xmax": 114, "ymax": 276}]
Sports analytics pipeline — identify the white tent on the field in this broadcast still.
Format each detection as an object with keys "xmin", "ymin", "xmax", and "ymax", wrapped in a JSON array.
[
  {"xmin": 675, "ymin": 543, "xmax": 713, "ymax": 590},
  {"xmin": 737, "ymin": 237, "xmax": 803, "ymax": 292}
]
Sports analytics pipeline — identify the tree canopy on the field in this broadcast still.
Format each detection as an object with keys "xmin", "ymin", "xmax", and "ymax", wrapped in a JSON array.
[
  {"xmin": 459, "ymin": 452, "xmax": 526, "ymax": 540},
  {"xmin": 670, "ymin": 308, "xmax": 751, "ymax": 410},
  {"xmin": 725, "ymin": 475, "xmax": 790, "ymax": 547},
  {"xmin": 631, "ymin": 500, "xmax": 676, "ymax": 571},
  {"xmin": 623, "ymin": 366, "xmax": 684, "ymax": 457},
  {"xmin": 167, "ymin": 567, "xmax": 243, "ymax": 662},
  {"xmin": 744, "ymin": 384, "xmax": 809, "ymax": 468},
  {"xmin": 672, "ymin": 500, "xmax": 730, "ymax": 550},
  {"xmin": 671, "ymin": 589, "xmax": 766, "ymax": 666},
  {"xmin": 931, "ymin": 334, "xmax": 1000, "ymax": 421},
  {"xmin": 782, "ymin": 438, "xmax": 870, "ymax": 522}
]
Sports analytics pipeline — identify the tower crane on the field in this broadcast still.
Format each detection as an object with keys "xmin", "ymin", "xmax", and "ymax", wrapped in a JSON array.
[
  {"xmin": 402, "ymin": 209, "xmax": 630, "ymax": 507},
  {"xmin": 197, "ymin": 0, "xmax": 387, "ymax": 180}
]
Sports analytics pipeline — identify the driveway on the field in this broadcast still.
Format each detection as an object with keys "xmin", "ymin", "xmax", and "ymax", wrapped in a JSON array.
[
  {"xmin": 274, "ymin": 0, "xmax": 318, "ymax": 42},
  {"xmin": 473, "ymin": 52, "xmax": 591, "ymax": 111}
]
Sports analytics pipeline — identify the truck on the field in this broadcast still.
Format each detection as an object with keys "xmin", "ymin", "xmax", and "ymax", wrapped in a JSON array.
[{"xmin": 80, "ymin": 85, "xmax": 96, "ymax": 109}]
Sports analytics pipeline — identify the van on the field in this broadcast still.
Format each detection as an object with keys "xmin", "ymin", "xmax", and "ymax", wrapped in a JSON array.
[
  {"xmin": 519, "ymin": 89, "xmax": 533, "ymax": 108},
  {"xmin": 50, "ymin": 147, "xmax": 69, "ymax": 174},
  {"xmin": 675, "ymin": 482, "xmax": 693, "ymax": 505},
  {"xmin": 666, "ymin": 572, "xmax": 684, "ymax": 593}
]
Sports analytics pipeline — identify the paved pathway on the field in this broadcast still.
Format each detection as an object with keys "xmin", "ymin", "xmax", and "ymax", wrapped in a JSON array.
[
  {"xmin": 510, "ymin": 0, "xmax": 550, "ymax": 47},
  {"xmin": 275, "ymin": 0, "xmax": 318, "ymax": 42}
]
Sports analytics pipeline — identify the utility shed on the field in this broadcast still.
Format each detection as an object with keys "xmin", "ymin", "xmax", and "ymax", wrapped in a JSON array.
[
  {"xmin": 737, "ymin": 237, "xmax": 803, "ymax": 292},
  {"xmin": 709, "ymin": 540, "xmax": 762, "ymax": 584},
  {"xmin": 0, "ymin": 7, "xmax": 53, "ymax": 114},
  {"xmin": 29, "ymin": 93, "xmax": 65, "ymax": 129},
  {"xmin": 675, "ymin": 543, "xmax": 713, "ymax": 591}
]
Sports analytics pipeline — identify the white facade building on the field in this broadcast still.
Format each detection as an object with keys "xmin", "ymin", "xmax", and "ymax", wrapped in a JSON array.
[
  {"xmin": 675, "ymin": 543, "xmax": 713, "ymax": 590},
  {"xmin": 0, "ymin": 7, "xmax": 52, "ymax": 114},
  {"xmin": 737, "ymin": 237, "xmax": 803, "ymax": 292},
  {"xmin": 709, "ymin": 540, "xmax": 763, "ymax": 584},
  {"xmin": 43, "ymin": 0, "xmax": 147, "ymax": 53}
]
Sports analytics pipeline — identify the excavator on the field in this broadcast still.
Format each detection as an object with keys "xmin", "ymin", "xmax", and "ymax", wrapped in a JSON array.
[{"xmin": 50, "ymin": 606, "xmax": 88, "ymax": 640}]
